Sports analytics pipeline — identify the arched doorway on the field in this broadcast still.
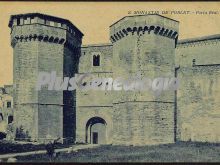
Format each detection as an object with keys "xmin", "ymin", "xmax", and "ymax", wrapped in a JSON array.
[{"xmin": 86, "ymin": 117, "xmax": 107, "ymax": 144}]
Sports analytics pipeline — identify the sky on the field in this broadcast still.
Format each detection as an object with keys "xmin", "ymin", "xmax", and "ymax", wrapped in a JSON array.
[{"xmin": 0, "ymin": 2, "xmax": 220, "ymax": 86}]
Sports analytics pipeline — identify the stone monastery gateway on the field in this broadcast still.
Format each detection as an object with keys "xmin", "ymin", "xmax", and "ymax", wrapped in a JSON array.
[{"xmin": 8, "ymin": 13, "xmax": 220, "ymax": 145}]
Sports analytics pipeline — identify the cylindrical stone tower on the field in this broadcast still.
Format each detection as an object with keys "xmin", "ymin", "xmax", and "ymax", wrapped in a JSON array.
[
  {"xmin": 110, "ymin": 15, "xmax": 179, "ymax": 145},
  {"xmin": 9, "ymin": 13, "xmax": 83, "ymax": 143}
]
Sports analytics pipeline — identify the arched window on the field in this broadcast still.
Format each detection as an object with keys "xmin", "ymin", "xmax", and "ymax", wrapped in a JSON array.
[{"xmin": 93, "ymin": 55, "xmax": 100, "ymax": 66}]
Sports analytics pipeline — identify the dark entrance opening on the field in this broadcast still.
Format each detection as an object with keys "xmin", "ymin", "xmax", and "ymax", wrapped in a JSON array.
[{"xmin": 92, "ymin": 132, "xmax": 98, "ymax": 144}]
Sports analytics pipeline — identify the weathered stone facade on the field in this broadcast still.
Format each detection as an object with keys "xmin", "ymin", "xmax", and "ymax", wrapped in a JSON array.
[
  {"xmin": 76, "ymin": 44, "xmax": 113, "ymax": 144},
  {"xmin": 8, "ymin": 13, "xmax": 220, "ymax": 144},
  {"xmin": 175, "ymin": 36, "xmax": 220, "ymax": 142}
]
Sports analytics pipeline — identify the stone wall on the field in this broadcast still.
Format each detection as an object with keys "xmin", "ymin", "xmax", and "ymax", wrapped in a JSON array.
[
  {"xmin": 176, "ymin": 36, "xmax": 220, "ymax": 67},
  {"xmin": 80, "ymin": 43, "xmax": 113, "ymax": 74},
  {"xmin": 176, "ymin": 38, "xmax": 220, "ymax": 142},
  {"xmin": 37, "ymin": 40, "xmax": 65, "ymax": 142},
  {"xmin": 13, "ymin": 40, "xmax": 39, "ymax": 140},
  {"xmin": 76, "ymin": 44, "xmax": 113, "ymax": 143},
  {"xmin": 113, "ymin": 102, "xmax": 174, "ymax": 145}
]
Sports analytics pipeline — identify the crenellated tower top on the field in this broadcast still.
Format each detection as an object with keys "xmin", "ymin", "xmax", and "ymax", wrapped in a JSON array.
[
  {"xmin": 8, "ymin": 13, "xmax": 84, "ymax": 50},
  {"xmin": 109, "ymin": 14, "xmax": 179, "ymax": 44}
]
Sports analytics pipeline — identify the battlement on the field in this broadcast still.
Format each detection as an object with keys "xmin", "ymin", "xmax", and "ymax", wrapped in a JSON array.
[
  {"xmin": 9, "ymin": 13, "xmax": 83, "ymax": 37},
  {"xmin": 177, "ymin": 34, "xmax": 220, "ymax": 48},
  {"xmin": 9, "ymin": 13, "xmax": 83, "ymax": 49},
  {"xmin": 110, "ymin": 14, "xmax": 179, "ymax": 43}
]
